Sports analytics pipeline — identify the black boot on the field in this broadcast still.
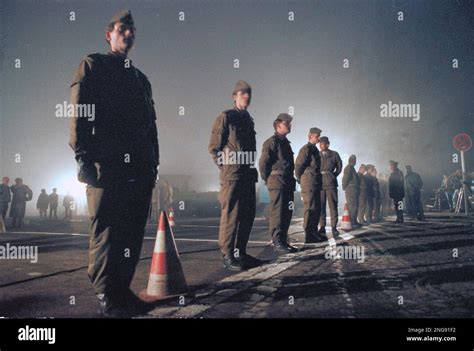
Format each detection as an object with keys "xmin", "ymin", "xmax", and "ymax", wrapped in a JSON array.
[{"xmin": 223, "ymin": 255, "xmax": 242, "ymax": 271}]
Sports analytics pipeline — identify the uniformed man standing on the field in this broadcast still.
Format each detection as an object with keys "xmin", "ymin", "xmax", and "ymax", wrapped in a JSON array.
[
  {"xmin": 0, "ymin": 177, "xmax": 11, "ymax": 221},
  {"xmin": 63, "ymin": 192, "xmax": 74, "ymax": 220},
  {"xmin": 259, "ymin": 113, "xmax": 298, "ymax": 253},
  {"xmin": 405, "ymin": 165, "xmax": 424, "ymax": 220},
  {"xmin": 48, "ymin": 188, "xmax": 58, "ymax": 220},
  {"xmin": 295, "ymin": 127, "xmax": 323, "ymax": 243},
  {"xmin": 9, "ymin": 178, "xmax": 33, "ymax": 228},
  {"xmin": 364, "ymin": 165, "xmax": 375, "ymax": 224},
  {"xmin": 209, "ymin": 80, "xmax": 259, "ymax": 271},
  {"xmin": 342, "ymin": 155, "xmax": 360, "ymax": 228},
  {"xmin": 357, "ymin": 164, "xmax": 368, "ymax": 225},
  {"xmin": 371, "ymin": 166, "xmax": 382, "ymax": 222},
  {"xmin": 318, "ymin": 137, "xmax": 343, "ymax": 236},
  {"xmin": 36, "ymin": 189, "xmax": 49, "ymax": 218},
  {"xmin": 389, "ymin": 160, "xmax": 405, "ymax": 223},
  {"xmin": 69, "ymin": 10, "xmax": 159, "ymax": 317}
]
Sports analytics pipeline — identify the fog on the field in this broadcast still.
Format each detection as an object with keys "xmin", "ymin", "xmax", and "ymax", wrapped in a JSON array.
[{"xmin": 1, "ymin": 0, "xmax": 473, "ymax": 211}]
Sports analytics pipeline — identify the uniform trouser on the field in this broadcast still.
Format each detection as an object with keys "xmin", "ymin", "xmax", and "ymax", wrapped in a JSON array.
[
  {"xmin": 268, "ymin": 188, "xmax": 294, "ymax": 244},
  {"xmin": 49, "ymin": 207, "xmax": 57, "ymax": 219},
  {"xmin": 409, "ymin": 191, "xmax": 424, "ymax": 218},
  {"xmin": 345, "ymin": 187, "xmax": 359, "ymax": 225},
  {"xmin": 405, "ymin": 193, "xmax": 414, "ymax": 217},
  {"xmin": 301, "ymin": 188, "xmax": 321, "ymax": 237},
  {"xmin": 365, "ymin": 195, "xmax": 374, "ymax": 222},
  {"xmin": 11, "ymin": 202, "xmax": 26, "ymax": 227},
  {"xmin": 39, "ymin": 208, "xmax": 47, "ymax": 218},
  {"xmin": 86, "ymin": 180, "xmax": 153, "ymax": 296},
  {"xmin": 320, "ymin": 188, "xmax": 338, "ymax": 228},
  {"xmin": 392, "ymin": 197, "xmax": 404, "ymax": 222},
  {"xmin": 65, "ymin": 206, "xmax": 72, "ymax": 219},
  {"xmin": 0, "ymin": 202, "xmax": 8, "ymax": 220},
  {"xmin": 374, "ymin": 196, "xmax": 381, "ymax": 221},
  {"xmin": 357, "ymin": 192, "xmax": 367, "ymax": 223},
  {"xmin": 218, "ymin": 180, "xmax": 256, "ymax": 258}
]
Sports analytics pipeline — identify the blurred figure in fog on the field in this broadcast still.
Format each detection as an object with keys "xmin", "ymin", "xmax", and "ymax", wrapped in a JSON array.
[
  {"xmin": 10, "ymin": 178, "xmax": 33, "ymax": 228},
  {"xmin": 37, "ymin": 189, "xmax": 49, "ymax": 218}
]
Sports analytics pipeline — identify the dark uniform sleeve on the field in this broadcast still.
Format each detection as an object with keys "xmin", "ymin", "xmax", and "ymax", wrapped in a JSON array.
[
  {"xmin": 208, "ymin": 113, "xmax": 228, "ymax": 168},
  {"xmin": 69, "ymin": 56, "xmax": 99, "ymax": 185},
  {"xmin": 342, "ymin": 165, "xmax": 351, "ymax": 191},
  {"xmin": 334, "ymin": 152, "xmax": 343, "ymax": 177},
  {"xmin": 25, "ymin": 186, "xmax": 33, "ymax": 202},
  {"xmin": 294, "ymin": 146, "xmax": 309, "ymax": 183},
  {"xmin": 259, "ymin": 139, "xmax": 276, "ymax": 182},
  {"xmin": 146, "ymin": 79, "xmax": 160, "ymax": 172}
]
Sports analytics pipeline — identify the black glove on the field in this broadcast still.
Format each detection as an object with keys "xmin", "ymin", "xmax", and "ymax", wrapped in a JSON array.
[{"xmin": 77, "ymin": 159, "xmax": 99, "ymax": 186}]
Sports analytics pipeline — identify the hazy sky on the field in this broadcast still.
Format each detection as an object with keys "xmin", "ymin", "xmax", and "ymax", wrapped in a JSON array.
[{"xmin": 1, "ymin": 0, "xmax": 473, "ymax": 199}]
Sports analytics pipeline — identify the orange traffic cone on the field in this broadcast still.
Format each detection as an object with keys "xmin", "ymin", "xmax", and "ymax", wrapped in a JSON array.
[
  {"xmin": 168, "ymin": 208, "xmax": 175, "ymax": 227},
  {"xmin": 341, "ymin": 203, "xmax": 352, "ymax": 232},
  {"xmin": 140, "ymin": 211, "xmax": 188, "ymax": 302}
]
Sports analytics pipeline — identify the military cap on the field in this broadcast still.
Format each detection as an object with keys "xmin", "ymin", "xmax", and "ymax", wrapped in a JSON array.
[
  {"xmin": 275, "ymin": 113, "xmax": 293, "ymax": 123},
  {"xmin": 319, "ymin": 136, "xmax": 329, "ymax": 144},
  {"xmin": 233, "ymin": 80, "xmax": 252, "ymax": 95},
  {"xmin": 389, "ymin": 160, "xmax": 398, "ymax": 166},
  {"xmin": 109, "ymin": 10, "xmax": 134, "ymax": 27},
  {"xmin": 309, "ymin": 127, "xmax": 322, "ymax": 135}
]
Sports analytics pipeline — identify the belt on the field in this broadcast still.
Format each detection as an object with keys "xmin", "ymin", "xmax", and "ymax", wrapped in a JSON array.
[
  {"xmin": 270, "ymin": 170, "xmax": 285, "ymax": 175},
  {"xmin": 320, "ymin": 171, "xmax": 332, "ymax": 174}
]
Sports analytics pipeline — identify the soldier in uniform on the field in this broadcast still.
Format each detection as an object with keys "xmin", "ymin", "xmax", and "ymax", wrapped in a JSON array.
[
  {"xmin": 405, "ymin": 165, "xmax": 424, "ymax": 220},
  {"xmin": 371, "ymin": 166, "xmax": 382, "ymax": 222},
  {"xmin": 209, "ymin": 80, "xmax": 259, "ymax": 271},
  {"xmin": 69, "ymin": 10, "xmax": 159, "ymax": 317},
  {"xmin": 342, "ymin": 155, "xmax": 360, "ymax": 228},
  {"xmin": 364, "ymin": 165, "xmax": 375, "ymax": 224},
  {"xmin": 36, "ymin": 189, "xmax": 49, "ymax": 218},
  {"xmin": 0, "ymin": 177, "xmax": 11, "ymax": 221},
  {"xmin": 9, "ymin": 178, "xmax": 33, "ymax": 228},
  {"xmin": 48, "ymin": 188, "xmax": 59, "ymax": 220},
  {"xmin": 63, "ymin": 192, "xmax": 75, "ymax": 220},
  {"xmin": 259, "ymin": 113, "xmax": 298, "ymax": 253},
  {"xmin": 357, "ymin": 164, "xmax": 368, "ymax": 225},
  {"xmin": 318, "ymin": 137, "xmax": 343, "ymax": 236},
  {"xmin": 295, "ymin": 127, "xmax": 323, "ymax": 243},
  {"xmin": 389, "ymin": 160, "xmax": 405, "ymax": 223}
]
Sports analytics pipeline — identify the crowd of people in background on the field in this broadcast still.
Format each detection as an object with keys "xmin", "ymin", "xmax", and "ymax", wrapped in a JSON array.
[
  {"xmin": 437, "ymin": 169, "xmax": 473, "ymax": 212},
  {"xmin": 0, "ymin": 176, "xmax": 75, "ymax": 229}
]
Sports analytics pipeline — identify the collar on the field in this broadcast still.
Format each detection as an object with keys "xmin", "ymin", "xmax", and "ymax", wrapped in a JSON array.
[
  {"xmin": 107, "ymin": 50, "xmax": 132, "ymax": 65},
  {"xmin": 274, "ymin": 132, "xmax": 289, "ymax": 142}
]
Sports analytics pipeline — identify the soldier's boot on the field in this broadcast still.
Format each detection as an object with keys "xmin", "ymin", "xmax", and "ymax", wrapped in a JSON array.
[
  {"xmin": 304, "ymin": 233, "xmax": 316, "ymax": 244},
  {"xmin": 223, "ymin": 255, "xmax": 242, "ymax": 271},
  {"xmin": 97, "ymin": 293, "xmax": 130, "ymax": 318},
  {"xmin": 235, "ymin": 253, "xmax": 261, "ymax": 269},
  {"xmin": 273, "ymin": 241, "xmax": 298, "ymax": 253}
]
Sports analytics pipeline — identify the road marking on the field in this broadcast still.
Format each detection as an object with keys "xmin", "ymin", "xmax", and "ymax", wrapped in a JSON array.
[
  {"xmin": 3, "ymin": 231, "xmax": 269, "ymax": 245},
  {"xmin": 179, "ymin": 224, "xmax": 268, "ymax": 229}
]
